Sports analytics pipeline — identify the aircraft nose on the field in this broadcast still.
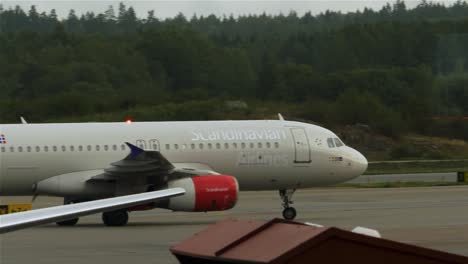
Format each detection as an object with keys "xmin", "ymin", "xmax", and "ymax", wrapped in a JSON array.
[
  {"xmin": 354, "ymin": 150, "xmax": 368, "ymax": 175},
  {"xmin": 345, "ymin": 147, "xmax": 368, "ymax": 177}
]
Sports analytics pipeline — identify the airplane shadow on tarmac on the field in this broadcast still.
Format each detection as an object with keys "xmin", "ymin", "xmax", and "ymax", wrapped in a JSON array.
[{"xmin": 39, "ymin": 220, "xmax": 217, "ymax": 229}]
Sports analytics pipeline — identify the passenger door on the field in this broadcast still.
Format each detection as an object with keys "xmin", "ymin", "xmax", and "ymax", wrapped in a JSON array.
[
  {"xmin": 290, "ymin": 128, "xmax": 311, "ymax": 163},
  {"xmin": 136, "ymin": 139, "xmax": 147, "ymax": 149},
  {"xmin": 148, "ymin": 139, "xmax": 160, "ymax": 151}
]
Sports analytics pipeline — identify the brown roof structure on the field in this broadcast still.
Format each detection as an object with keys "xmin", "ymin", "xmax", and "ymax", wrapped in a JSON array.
[{"xmin": 170, "ymin": 218, "xmax": 468, "ymax": 264}]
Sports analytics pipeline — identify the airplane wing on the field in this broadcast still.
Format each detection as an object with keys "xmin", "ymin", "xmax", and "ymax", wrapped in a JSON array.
[
  {"xmin": 35, "ymin": 143, "xmax": 216, "ymax": 197},
  {"xmin": 90, "ymin": 142, "xmax": 218, "ymax": 183},
  {"xmin": 104, "ymin": 142, "xmax": 175, "ymax": 177},
  {"xmin": 0, "ymin": 188, "xmax": 185, "ymax": 234}
]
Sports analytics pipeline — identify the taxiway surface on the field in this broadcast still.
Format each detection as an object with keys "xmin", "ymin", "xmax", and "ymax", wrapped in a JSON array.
[
  {"xmin": 349, "ymin": 172, "xmax": 457, "ymax": 183},
  {"xmin": 1, "ymin": 186, "xmax": 468, "ymax": 263}
]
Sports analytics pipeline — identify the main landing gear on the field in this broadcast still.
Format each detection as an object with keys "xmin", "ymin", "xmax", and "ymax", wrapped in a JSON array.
[
  {"xmin": 279, "ymin": 189, "xmax": 297, "ymax": 220},
  {"xmin": 56, "ymin": 199, "xmax": 79, "ymax": 226},
  {"xmin": 102, "ymin": 209, "xmax": 129, "ymax": 226},
  {"xmin": 55, "ymin": 198, "xmax": 129, "ymax": 227}
]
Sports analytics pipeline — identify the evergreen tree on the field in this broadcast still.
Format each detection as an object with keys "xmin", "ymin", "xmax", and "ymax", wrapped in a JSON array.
[
  {"xmin": 49, "ymin": 9, "xmax": 58, "ymax": 21},
  {"xmin": 28, "ymin": 5, "xmax": 39, "ymax": 22},
  {"xmin": 146, "ymin": 10, "xmax": 157, "ymax": 24},
  {"xmin": 118, "ymin": 2, "xmax": 126, "ymax": 22},
  {"xmin": 104, "ymin": 5, "xmax": 116, "ymax": 21}
]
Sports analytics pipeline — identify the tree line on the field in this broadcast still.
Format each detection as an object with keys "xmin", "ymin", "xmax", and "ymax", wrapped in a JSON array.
[{"xmin": 1, "ymin": 1, "xmax": 468, "ymax": 139}]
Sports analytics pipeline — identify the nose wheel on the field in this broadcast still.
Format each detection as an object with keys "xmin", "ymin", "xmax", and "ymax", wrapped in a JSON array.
[
  {"xmin": 282, "ymin": 207, "xmax": 297, "ymax": 220},
  {"xmin": 279, "ymin": 189, "xmax": 296, "ymax": 220}
]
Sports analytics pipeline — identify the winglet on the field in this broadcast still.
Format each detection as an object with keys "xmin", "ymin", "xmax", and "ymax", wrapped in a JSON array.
[
  {"xmin": 278, "ymin": 113, "xmax": 284, "ymax": 121},
  {"xmin": 125, "ymin": 142, "xmax": 144, "ymax": 158},
  {"xmin": 20, "ymin": 116, "xmax": 28, "ymax": 124}
]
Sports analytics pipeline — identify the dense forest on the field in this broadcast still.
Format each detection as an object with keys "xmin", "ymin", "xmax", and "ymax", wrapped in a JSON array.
[{"xmin": 2, "ymin": 1, "xmax": 468, "ymax": 139}]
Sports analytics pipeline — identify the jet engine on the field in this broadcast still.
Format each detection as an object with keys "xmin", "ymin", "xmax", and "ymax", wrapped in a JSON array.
[
  {"xmin": 34, "ymin": 170, "xmax": 115, "ymax": 199},
  {"xmin": 158, "ymin": 175, "xmax": 239, "ymax": 212}
]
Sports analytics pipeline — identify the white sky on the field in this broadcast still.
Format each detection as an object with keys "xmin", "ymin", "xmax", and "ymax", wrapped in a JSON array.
[{"xmin": 0, "ymin": 1, "xmax": 460, "ymax": 19}]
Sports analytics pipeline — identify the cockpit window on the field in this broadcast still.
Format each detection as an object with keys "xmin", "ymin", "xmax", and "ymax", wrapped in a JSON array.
[
  {"xmin": 327, "ymin": 138, "xmax": 335, "ymax": 148},
  {"xmin": 334, "ymin": 138, "xmax": 344, "ymax": 147}
]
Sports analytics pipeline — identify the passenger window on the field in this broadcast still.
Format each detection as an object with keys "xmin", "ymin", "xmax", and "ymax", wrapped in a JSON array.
[
  {"xmin": 112, "ymin": 145, "xmax": 117, "ymax": 151},
  {"xmin": 174, "ymin": 144, "xmax": 179, "ymax": 150},
  {"xmin": 274, "ymin": 142, "xmax": 279, "ymax": 148},
  {"xmin": 35, "ymin": 146, "xmax": 40, "ymax": 152},
  {"xmin": 44, "ymin": 146, "xmax": 49, "ymax": 152},
  {"xmin": 1, "ymin": 147, "xmax": 4, "ymax": 152},
  {"xmin": 79, "ymin": 145, "xmax": 83, "ymax": 152},
  {"xmin": 61, "ymin": 145, "xmax": 66, "ymax": 152},
  {"xmin": 96, "ymin": 145, "xmax": 100, "ymax": 151},
  {"xmin": 121, "ymin": 144, "xmax": 126, "ymax": 151},
  {"xmin": 241, "ymin": 143, "xmax": 246, "ymax": 149},
  {"xmin": 27, "ymin": 146, "xmax": 32, "ymax": 152},
  {"xmin": 87, "ymin": 145, "xmax": 92, "ymax": 151},
  {"xmin": 191, "ymin": 143, "xmax": 195, "ymax": 150},
  {"xmin": 165, "ymin": 144, "xmax": 170, "ymax": 150},
  {"xmin": 10, "ymin": 146, "xmax": 14, "ymax": 152},
  {"xmin": 250, "ymin": 143, "xmax": 254, "ymax": 149},
  {"xmin": 208, "ymin": 143, "xmax": 212, "ymax": 149},
  {"xmin": 266, "ymin": 142, "xmax": 271, "ymax": 148},
  {"xmin": 199, "ymin": 143, "xmax": 204, "ymax": 150},
  {"xmin": 216, "ymin": 143, "xmax": 221, "ymax": 149},
  {"xmin": 334, "ymin": 138, "xmax": 344, "ymax": 147},
  {"xmin": 18, "ymin": 146, "xmax": 23, "ymax": 152},
  {"xmin": 52, "ymin": 146, "xmax": 57, "ymax": 152},
  {"xmin": 224, "ymin": 143, "xmax": 229, "ymax": 149},
  {"xmin": 70, "ymin": 146, "xmax": 74, "ymax": 152},
  {"xmin": 104, "ymin": 145, "xmax": 109, "ymax": 151},
  {"xmin": 258, "ymin": 143, "xmax": 262, "ymax": 148},
  {"xmin": 327, "ymin": 138, "xmax": 335, "ymax": 148},
  {"xmin": 232, "ymin": 143, "xmax": 237, "ymax": 149}
]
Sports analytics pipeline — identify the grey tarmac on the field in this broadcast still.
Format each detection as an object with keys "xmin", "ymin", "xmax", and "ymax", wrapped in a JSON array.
[
  {"xmin": 349, "ymin": 172, "xmax": 458, "ymax": 183},
  {"xmin": 1, "ymin": 185, "xmax": 468, "ymax": 264}
]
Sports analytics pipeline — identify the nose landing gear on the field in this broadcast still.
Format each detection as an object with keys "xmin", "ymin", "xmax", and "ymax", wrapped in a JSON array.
[{"xmin": 279, "ymin": 189, "xmax": 297, "ymax": 220}]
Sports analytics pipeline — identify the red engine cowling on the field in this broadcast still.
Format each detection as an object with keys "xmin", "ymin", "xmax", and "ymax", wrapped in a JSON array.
[{"xmin": 163, "ymin": 175, "xmax": 238, "ymax": 212}]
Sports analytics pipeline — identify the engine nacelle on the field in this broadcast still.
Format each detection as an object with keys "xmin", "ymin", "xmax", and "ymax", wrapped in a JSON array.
[
  {"xmin": 34, "ymin": 170, "xmax": 115, "ymax": 199},
  {"xmin": 162, "ymin": 175, "xmax": 238, "ymax": 212}
]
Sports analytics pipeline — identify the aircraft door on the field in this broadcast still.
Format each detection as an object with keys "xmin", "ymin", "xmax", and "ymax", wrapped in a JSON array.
[
  {"xmin": 136, "ymin": 139, "xmax": 147, "ymax": 149},
  {"xmin": 148, "ymin": 139, "xmax": 160, "ymax": 151},
  {"xmin": 290, "ymin": 128, "xmax": 311, "ymax": 163}
]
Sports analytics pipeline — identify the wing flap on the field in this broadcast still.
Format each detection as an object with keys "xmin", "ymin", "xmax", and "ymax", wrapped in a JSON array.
[
  {"xmin": 96, "ymin": 142, "xmax": 174, "ymax": 180},
  {"xmin": 89, "ymin": 144, "xmax": 220, "ymax": 183}
]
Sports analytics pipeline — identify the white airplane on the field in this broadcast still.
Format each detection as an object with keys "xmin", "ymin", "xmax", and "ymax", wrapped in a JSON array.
[{"xmin": 0, "ymin": 117, "xmax": 367, "ymax": 226}]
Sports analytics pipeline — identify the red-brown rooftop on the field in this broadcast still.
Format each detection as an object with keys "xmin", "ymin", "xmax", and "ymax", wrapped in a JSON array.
[{"xmin": 171, "ymin": 218, "xmax": 468, "ymax": 264}]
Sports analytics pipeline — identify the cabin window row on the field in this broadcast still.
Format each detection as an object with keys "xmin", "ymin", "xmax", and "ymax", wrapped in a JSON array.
[
  {"xmin": 1, "ymin": 144, "xmax": 127, "ymax": 153},
  {"xmin": 165, "ymin": 142, "xmax": 280, "ymax": 151},
  {"xmin": 1, "ymin": 142, "xmax": 282, "ymax": 153}
]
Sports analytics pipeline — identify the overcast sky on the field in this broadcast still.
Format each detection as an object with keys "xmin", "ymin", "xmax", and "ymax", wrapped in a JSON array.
[{"xmin": 1, "ymin": 1, "xmax": 460, "ymax": 19}]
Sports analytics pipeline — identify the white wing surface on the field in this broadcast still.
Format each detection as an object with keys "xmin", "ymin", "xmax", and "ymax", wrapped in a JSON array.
[{"xmin": 0, "ymin": 188, "xmax": 185, "ymax": 234}]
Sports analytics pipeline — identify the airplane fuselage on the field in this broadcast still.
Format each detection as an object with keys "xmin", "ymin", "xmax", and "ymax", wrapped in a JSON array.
[{"xmin": 0, "ymin": 120, "xmax": 367, "ymax": 195}]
